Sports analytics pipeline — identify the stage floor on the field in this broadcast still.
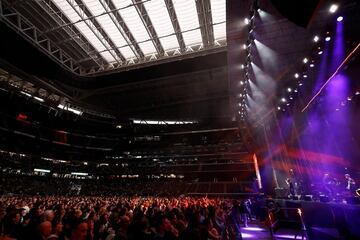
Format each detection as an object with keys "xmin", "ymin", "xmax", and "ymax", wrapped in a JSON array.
[{"xmin": 241, "ymin": 223, "xmax": 306, "ymax": 239}]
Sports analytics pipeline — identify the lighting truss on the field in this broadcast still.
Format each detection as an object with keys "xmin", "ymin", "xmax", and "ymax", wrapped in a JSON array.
[{"xmin": 0, "ymin": 0, "xmax": 226, "ymax": 76}]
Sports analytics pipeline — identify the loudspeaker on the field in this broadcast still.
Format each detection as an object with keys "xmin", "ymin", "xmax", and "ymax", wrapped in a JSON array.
[
  {"xmin": 346, "ymin": 197, "xmax": 360, "ymax": 205},
  {"xmin": 302, "ymin": 195, "xmax": 313, "ymax": 201},
  {"xmin": 275, "ymin": 188, "xmax": 288, "ymax": 199},
  {"xmin": 270, "ymin": 0, "xmax": 322, "ymax": 27},
  {"xmin": 320, "ymin": 195, "xmax": 330, "ymax": 203}
]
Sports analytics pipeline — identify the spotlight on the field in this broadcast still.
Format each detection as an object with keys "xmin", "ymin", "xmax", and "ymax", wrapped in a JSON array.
[
  {"xmin": 356, "ymin": 91, "xmax": 360, "ymax": 95},
  {"xmin": 277, "ymin": 106, "xmax": 281, "ymax": 110},
  {"xmin": 244, "ymin": 18, "xmax": 250, "ymax": 25},
  {"xmin": 310, "ymin": 63, "xmax": 315, "ymax": 68},
  {"xmin": 289, "ymin": 96, "xmax": 293, "ymax": 100},
  {"xmin": 303, "ymin": 58, "xmax": 309, "ymax": 64},
  {"xmin": 287, "ymin": 88, "xmax": 292, "ymax": 92},
  {"xmin": 336, "ymin": 108, "xmax": 340, "ymax": 111},
  {"xmin": 286, "ymin": 103, "xmax": 290, "ymax": 106},
  {"xmin": 337, "ymin": 16, "xmax": 343, "ymax": 22},
  {"xmin": 239, "ymin": 93, "xmax": 243, "ymax": 97},
  {"xmin": 243, "ymin": 44, "xmax": 247, "ymax": 49},
  {"xmin": 241, "ymin": 64, "xmax": 245, "ymax": 69},
  {"xmin": 325, "ymin": 36, "xmax": 331, "ymax": 42},
  {"xmin": 294, "ymin": 73, "xmax": 299, "ymax": 78},
  {"xmin": 294, "ymin": 89, "xmax": 298, "ymax": 93},
  {"xmin": 318, "ymin": 50, "xmax": 323, "ymax": 55},
  {"xmin": 240, "ymin": 81, "xmax": 244, "ymax": 85},
  {"xmin": 281, "ymin": 98, "xmax": 286, "ymax": 103},
  {"xmin": 313, "ymin": 36, "xmax": 319, "ymax": 42},
  {"xmin": 329, "ymin": 4, "xmax": 338, "ymax": 13},
  {"xmin": 303, "ymin": 74, "xmax": 308, "ymax": 78},
  {"xmin": 347, "ymin": 97, "xmax": 352, "ymax": 101},
  {"xmin": 299, "ymin": 82, "xmax": 303, "ymax": 86}
]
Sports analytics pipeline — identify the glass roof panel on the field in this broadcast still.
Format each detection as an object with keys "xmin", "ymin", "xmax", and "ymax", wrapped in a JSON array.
[
  {"xmin": 113, "ymin": 0, "xmax": 157, "ymax": 55},
  {"xmin": 210, "ymin": 0, "xmax": 226, "ymax": 40},
  {"xmin": 182, "ymin": 29, "xmax": 202, "ymax": 46},
  {"xmin": 101, "ymin": 51, "xmax": 118, "ymax": 63},
  {"xmin": 143, "ymin": 0, "xmax": 179, "ymax": 50},
  {"xmin": 82, "ymin": 0, "xmax": 135, "ymax": 59},
  {"xmin": 213, "ymin": 22, "xmax": 226, "ymax": 40},
  {"xmin": 159, "ymin": 35, "xmax": 180, "ymax": 51},
  {"xmin": 173, "ymin": 0, "xmax": 202, "ymax": 46}
]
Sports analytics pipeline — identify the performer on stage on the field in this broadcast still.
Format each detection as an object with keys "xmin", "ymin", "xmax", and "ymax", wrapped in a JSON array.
[
  {"xmin": 285, "ymin": 177, "xmax": 295, "ymax": 197},
  {"xmin": 345, "ymin": 174, "xmax": 356, "ymax": 191}
]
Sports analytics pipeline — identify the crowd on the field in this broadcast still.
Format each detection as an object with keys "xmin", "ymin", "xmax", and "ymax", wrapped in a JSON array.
[{"xmin": 0, "ymin": 195, "xmax": 270, "ymax": 240}]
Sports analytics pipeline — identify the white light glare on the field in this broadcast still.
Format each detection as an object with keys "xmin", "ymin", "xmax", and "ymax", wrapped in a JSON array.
[
  {"xmin": 310, "ymin": 64, "xmax": 315, "ymax": 68},
  {"xmin": 33, "ymin": 96, "xmax": 44, "ymax": 102},
  {"xmin": 294, "ymin": 73, "xmax": 299, "ymax": 78},
  {"xmin": 325, "ymin": 36, "xmax": 331, "ymax": 42},
  {"xmin": 277, "ymin": 106, "xmax": 281, "ymax": 110},
  {"xmin": 356, "ymin": 91, "xmax": 360, "ymax": 95},
  {"xmin": 241, "ymin": 64, "xmax": 245, "ymax": 69},
  {"xmin": 58, "ymin": 104, "xmax": 83, "ymax": 116},
  {"xmin": 303, "ymin": 58, "xmax": 308, "ymax": 64},
  {"xmin": 34, "ymin": 168, "xmax": 50, "ymax": 173},
  {"xmin": 240, "ymin": 81, "xmax": 244, "ymax": 85},
  {"xmin": 318, "ymin": 50, "xmax": 323, "ymax": 55},
  {"xmin": 244, "ymin": 18, "xmax": 250, "ymax": 25},
  {"xmin": 287, "ymin": 88, "xmax": 292, "ymax": 92},
  {"xmin": 329, "ymin": 4, "xmax": 339, "ymax": 13},
  {"xmin": 243, "ymin": 44, "xmax": 247, "ymax": 49},
  {"xmin": 281, "ymin": 98, "xmax": 286, "ymax": 103},
  {"xmin": 313, "ymin": 36, "xmax": 319, "ymax": 42},
  {"xmin": 337, "ymin": 16, "xmax": 343, "ymax": 22},
  {"xmin": 71, "ymin": 172, "xmax": 88, "ymax": 176}
]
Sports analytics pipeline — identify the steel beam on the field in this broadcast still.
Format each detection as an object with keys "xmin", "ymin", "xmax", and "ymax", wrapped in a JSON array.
[
  {"xmin": 195, "ymin": 0, "xmax": 214, "ymax": 47},
  {"xmin": 0, "ymin": 0, "xmax": 82, "ymax": 74},
  {"xmin": 67, "ymin": 0, "xmax": 125, "ymax": 63},
  {"xmin": 132, "ymin": 0, "xmax": 164, "ymax": 56},
  {"xmin": 35, "ymin": 0, "xmax": 106, "ymax": 67},
  {"xmin": 164, "ymin": 0, "xmax": 186, "ymax": 53},
  {"xmin": 99, "ymin": 0, "xmax": 144, "ymax": 59}
]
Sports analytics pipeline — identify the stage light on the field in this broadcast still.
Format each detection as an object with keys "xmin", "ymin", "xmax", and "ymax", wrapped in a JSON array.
[
  {"xmin": 287, "ymin": 88, "xmax": 292, "ymax": 92},
  {"xmin": 244, "ymin": 18, "xmax": 250, "ymax": 25},
  {"xmin": 277, "ymin": 106, "xmax": 281, "ymax": 110},
  {"xmin": 294, "ymin": 89, "xmax": 298, "ymax": 93},
  {"xmin": 243, "ymin": 44, "xmax": 247, "ymax": 49},
  {"xmin": 318, "ymin": 50, "xmax": 323, "ymax": 55},
  {"xmin": 336, "ymin": 108, "xmax": 340, "ymax": 111},
  {"xmin": 329, "ymin": 4, "xmax": 338, "ymax": 13},
  {"xmin": 286, "ymin": 103, "xmax": 290, "ymax": 106},
  {"xmin": 240, "ymin": 81, "xmax": 244, "ymax": 85},
  {"xmin": 313, "ymin": 36, "xmax": 319, "ymax": 42},
  {"xmin": 241, "ymin": 64, "xmax": 245, "ymax": 69},
  {"xmin": 303, "ymin": 74, "xmax": 308, "ymax": 78},
  {"xmin": 337, "ymin": 16, "xmax": 343, "ymax": 22},
  {"xmin": 294, "ymin": 73, "xmax": 299, "ymax": 78},
  {"xmin": 303, "ymin": 58, "xmax": 308, "ymax": 64},
  {"xmin": 310, "ymin": 63, "xmax": 315, "ymax": 68},
  {"xmin": 289, "ymin": 96, "xmax": 293, "ymax": 100},
  {"xmin": 299, "ymin": 82, "xmax": 303, "ymax": 86},
  {"xmin": 325, "ymin": 36, "xmax": 331, "ymax": 42},
  {"xmin": 281, "ymin": 98, "xmax": 286, "ymax": 103},
  {"xmin": 347, "ymin": 97, "xmax": 352, "ymax": 101},
  {"xmin": 356, "ymin": 91, "xmax": 360, "ymax": 95}
]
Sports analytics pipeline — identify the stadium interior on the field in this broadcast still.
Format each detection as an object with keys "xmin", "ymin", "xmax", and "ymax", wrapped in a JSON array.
[{"xmin": 0, "ymin": 0, "xmax": 360, "ymax": 239}]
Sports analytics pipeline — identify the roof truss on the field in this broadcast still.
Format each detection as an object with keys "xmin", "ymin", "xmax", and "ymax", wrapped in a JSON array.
[{"xmin": 0, "ymin": 0, "xmax": 226, "ymax": 76}]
